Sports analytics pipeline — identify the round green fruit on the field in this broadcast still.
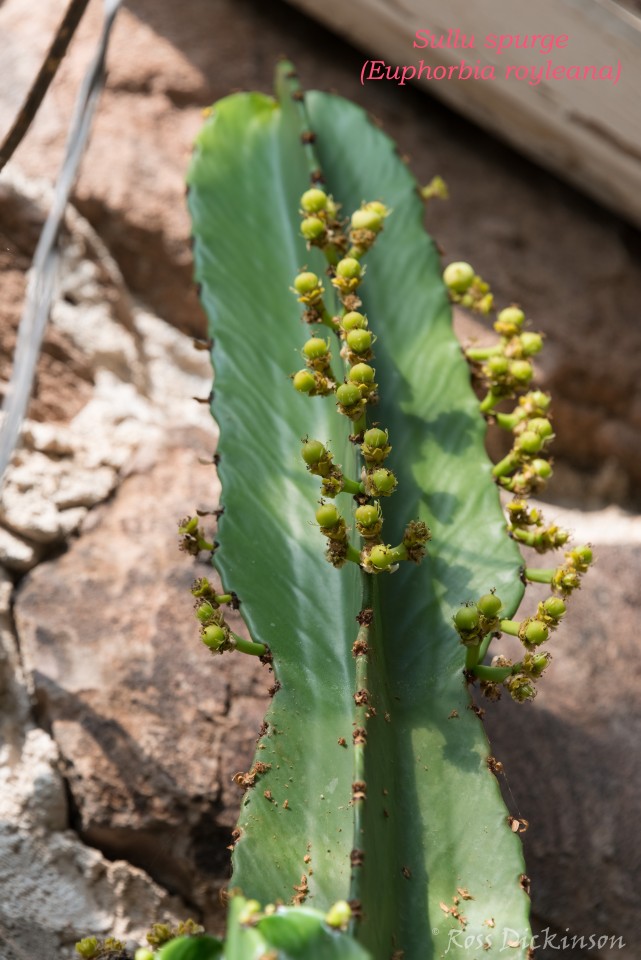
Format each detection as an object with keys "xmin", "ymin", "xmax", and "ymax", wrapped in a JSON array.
[
  {"xmin": 293, "ymin": 370, "xmax": 316, "ymax": 393},
  {"xmin": 351, "ymin": 208, "xmax": 383, "ymax": 233},
  {"xmin": 443, "ymin": 261, "xmax": 475, "ymax": 293},
  {"xmin": 316, "ymin": 503, "xmax": 340, "ymax": 528},
  {"xmin": 342, "ymin": 311, "xmax": 368, "ymax": 331},
  {"xmin": 355, "ymin": 504, "xmax": 379, "ymax": 527},
  {"xmin": 301, "ymin": 439, "xmax": 326, "ymax": 465},
  {"xmin": 336, "ymin": 383, "xmax": 361, "ymax": 407},
  {"xmin": 346, "ymin": 329, "xmax": 372, "ymax": 354},
  {"xmin": 363, "ymin": 427, "xmax": 388, "ymax": 448},
  {"xmin": 302, "ymin": 337, "xmax": 329, "ymax": 359},
  {"xmin": 349, "ymin": 363, "xmax": 375, "ymax": 384},
  {"xmin": 301, "ymin": 188, "xmax": 328, "ymax": 213},
  {"xmin": 301, "ymin": 216, "xmax": 326, "ymax": 241},
  {"xmin": 476, "ymin": 593, "xmax": 502, "ymax": 618},
  {"xmin": 524, "ymin": 620, "xmax": 549, "ymax": 645},
  {"xmin": 336, "ymin": 257, "xmax": 362, "ymax": 279},
  {"xmin": 454, "ymin": 606, "xmax": 480, "ymax": 633},
  {"xmin": 294, "ymin": 271, "xmax": 320, "ymax": 295}
]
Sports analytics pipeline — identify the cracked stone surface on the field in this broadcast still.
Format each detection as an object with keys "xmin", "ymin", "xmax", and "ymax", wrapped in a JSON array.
[{"xmin": 0, "ymin": 568, "xmax": 185, "ymax": 960}]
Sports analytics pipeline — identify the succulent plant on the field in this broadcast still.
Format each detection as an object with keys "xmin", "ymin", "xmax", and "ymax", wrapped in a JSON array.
[{"xmin": 158, "ymin": 61, "xmax": 594, "ymax": 960}]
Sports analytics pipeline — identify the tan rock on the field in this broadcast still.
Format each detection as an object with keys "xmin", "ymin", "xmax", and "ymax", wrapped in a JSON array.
[{"xmin": 15, "ymin": 444, "xmax": 270, "ymax": 924}]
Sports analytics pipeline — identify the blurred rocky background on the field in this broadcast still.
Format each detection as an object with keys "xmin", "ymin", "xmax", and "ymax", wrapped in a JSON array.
[{"xmin": 0, "ymin": 1, "xmax": 640, "ymax": 957}]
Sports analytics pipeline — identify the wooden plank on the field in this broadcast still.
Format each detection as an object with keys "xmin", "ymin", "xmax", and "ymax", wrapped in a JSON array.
[{"xmin": 286, "ymin": 0, "xmax": 641, "ymax": 226}]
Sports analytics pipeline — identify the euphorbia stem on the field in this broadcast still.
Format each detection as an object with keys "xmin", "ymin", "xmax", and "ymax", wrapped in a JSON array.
[
  {"xmin": 465, "ymin": 645, "xmax": 480, "ymax": 670},
  {"xmin": 524, "ymin": 567, "xmax": 555, "ymax": 584},
  {"xmin": 231, "ymin": 633, "xmax": 267, "ymax": 657},
  {"xmin": 473, "ymin": 664, "xmax": 513, "ymax": 682},
  {"xmin": 342, "ymin": 477, "xmax": 365, "ymax": 495}
]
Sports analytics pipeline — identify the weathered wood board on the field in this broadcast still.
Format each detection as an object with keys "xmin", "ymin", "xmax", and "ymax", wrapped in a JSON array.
[{"xmin": 286, "ymin": 0, "xmax": 641, "ymax": 226}]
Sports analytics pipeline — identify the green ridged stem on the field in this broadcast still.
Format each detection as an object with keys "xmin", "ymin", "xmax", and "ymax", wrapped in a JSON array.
[
  {"xmin": 479, "ymin": 389, "xmax": 503, "ymax": 413},
  {"xmin": 188, "ymin": 60, "xmax": 531, "ymax": 960},
  {"xmin": 466, "ymin": 345, "xmax": 503, "ymax": 362},
  {"xmin": 231, "ymin": 634, "xmax": 268, "ymax": 657},
  {"xmin": 465, "ymin": 644, "xmax": 481, "ymax": 670},
  {"xmin": 492, "ymin": 452, "xmax": 520, "ymax": 478},
  {"xmin": 525, "ymin": 567, "xmax": 555, "ymax": 583},
  {"xmin": 473, "ymin": 664, "xmax": 514, "ymax": 682},
  {"xmin": 342, "ymin": 477, "xmax": 366, "ymax": 495},
  {"xmin": 495, "ymin": 411, "xmax": 522, "ymax": 430}
]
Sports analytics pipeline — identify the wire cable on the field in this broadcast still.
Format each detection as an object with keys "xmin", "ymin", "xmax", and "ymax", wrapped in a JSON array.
[{"xmin": 0, "ymin": 0, "xmax": 123, "ymax": 481}]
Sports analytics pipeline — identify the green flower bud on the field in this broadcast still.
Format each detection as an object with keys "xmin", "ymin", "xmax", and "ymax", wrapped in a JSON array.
[
  {"xmin": 355, "ymin": 504, "xmax": 380, "ymax": 528},
  {"xmin": 369, "ymin": 468, "xmax": 397, "ymax": 496},
  {"xmin": 349, "ymin": 363, "xmax": 376, "ymax": 384},
  {"xmin": 520, "ymin": 331, "xmax": 543, "ymax": 355},
  {"xmin": 454, "ymin": 605, "xmax": 480, "ymax": 633},
  {"xmin": 336, "ymin": 383, "xmax": 361, "ymax": 407},
  {"xmin": 135, "ymin": 950, "xmax": 155, "ymax": 960},
  {"xmin": 476, "ymin": 593, "xmax": 502, "ymax": 618},
  {"xmin": 510, "ymin": 360, "xmax": 534, "ymax": 385},
  {"xmin": 527, "ymin": 417, "xmax": 553, "ymax": 439},
  {"xmin": 336, "ymin": 257, "xmax": 362, "ymax": 280},
  {"xmin": 555, "ymin": 569, "xmax": 581, "ymax": 594},
  {"xmin": 523, "ymin": 620, "xmax": 549, "ymax": 646},
  {"xmin": 363, "ymin": 427, "xmax": 388, "ymax": 448},
  {"xmin": 196, "ymin": 601, "xmax": 217, "ymax": 623},
  {"xmin": 365, "ymin": 200, "xmax": 389, "ymax": 217},
  {"xmin": 293, "ymin": 369, "xmax": 316, "ymax": 393},
  {"xmin": 301, "ymin": 188, "xmax": 328, "ymax": 213},
  {"xmin": 522, "ymin": 652, "xmax": 551, "ymax": 678},
  {"xmin": 368, "ymin": 544, "xmax": 394, "ymax": 570},
  {"xmin": 302, "ymin": 439, "xmax": 327, "ymax": 465},
  {"xmin": 302, "ymin": 337, "xmax": 330, "ymax": 360},
  {"xmin": 75, "ymin": 938, "xmax": 99, "ymax": 959},
  {"xmin": 178, "ymin": 515, "xmax": 199, "ymax": 535},
  {"xmin": 301, "ymin": 216, "xmax": 326, "ymax": 241},
  {"xmin": 516, "ymin": 430, "xmax": 543, "ymax": 455},
  {"xmin": 569, "ymin": 545, "xmax": 593, "ymax": 568},
  {"xmin": 202, "ymin": 624, "xmax": 226, "ymax": 650},
  {"xmin": 351, "ymin": 208, "xmax": 383, "ymax": 233},
  {"xmin": 526, "ymin": 390, "xmax": 551, "ymax": 412},
  {"xmin": 497, "ymin": 306, "xmax": 525, "ymax": 328},
  {"xmin": 316, "ymin": 503, "xmax": 340, "ymax": 528},
  {"xmin": 294, "ymin": 271, "xmax": 321, "ymax": 295},
  {"xmin": 486, "ymin": 355, "xmax": 509, "ymax": 377},
  {"xmin": 326, "ymin": 900, "xmax": 352, "ymax": 929},
  {"xmin": 505, "ymin": 673, "xmax": 537, "ymax": 703},
  {"xmin": 531, "ymin": 458, "xmax": 552, "ymax": 479},
  {"xmin": 346, "ymin": 329, "xmax": 373, "ymax": 354},
  {"xmin": 542, "ymin": 596, "xmax": 566, "ymax": 620},
  {"xmin": 342, "ymin": 311, "xmax": 368, "ymax": 331},
  {"xmin": 443, "ymin": 261, "xmax": 475, "ymax": 293}
]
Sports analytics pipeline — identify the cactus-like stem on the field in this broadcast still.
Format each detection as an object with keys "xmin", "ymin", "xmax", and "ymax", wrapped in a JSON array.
[
  {"xmin": 230, "ymin": 634, "xmax": 268, "ymax": 657},
  {"xmin": 524, "ymin": 567, "xmax": 555, "ymax": 583},
  {"xmin": 466, "ymin": 345, "xmax": 503, "ymax": 362},
  {"xmin": 473, "ymin": 664, "xmax": 514, "ymax": 682},
  {"xmin": 499, "ymin": 619, "xmax": 521, "ymax": 637},
  {"xmin": 465, "ymin": 644, "xmax": 481, "ymax": 670},
  {"xmin": 492, "ymin": 452, "xmax": 520, "ymax": 478},
  {"xmin": 342, "ymin": 477, "xmax": 366, "ymax": 495}
]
